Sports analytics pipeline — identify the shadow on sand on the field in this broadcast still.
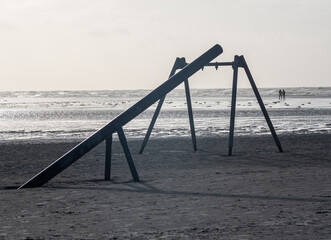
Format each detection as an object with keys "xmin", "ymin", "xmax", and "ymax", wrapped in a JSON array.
[{"xmin": 43, "ymin": 181, "xmax": 331, "ymax": 204}]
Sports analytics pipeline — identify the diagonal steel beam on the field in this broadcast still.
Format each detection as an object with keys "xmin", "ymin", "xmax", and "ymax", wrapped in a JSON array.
[
  {"xmin": 239, "ymin": 55, "xmax": 283, "ymax": 153},
  {"xmin": 18, "ymin": 44, "xmax": 223, "ymax": 188}
]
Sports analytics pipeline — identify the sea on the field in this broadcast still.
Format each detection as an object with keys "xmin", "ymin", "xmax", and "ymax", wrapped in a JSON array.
[{"xmin": 0, "ymin": 87, "xmax": 330, "ymax": 142}]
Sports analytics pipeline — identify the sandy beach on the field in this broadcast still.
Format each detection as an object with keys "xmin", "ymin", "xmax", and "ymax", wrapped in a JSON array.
[{"xmin": 1, "ymin": 134, "xmax": 330, "ymax": 239}]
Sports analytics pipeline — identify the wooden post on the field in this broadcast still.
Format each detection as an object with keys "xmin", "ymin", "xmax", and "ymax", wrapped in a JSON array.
[
  {"xmin": 104, "ymin": 134, "xmax": 112, "ymax": 180},
  {"xmin": 239, "ymin": 56, "xmax": 283, "ymax": 152},
  {"xmin": 228, "ymin": 56, "xmax": 240, "ymax": 156},
  {"xmin": 184, "ymin": 79, "xmax": 197, "ymax": 151},
  {"xmin": 116, "ymin": 125, "xmax": 140, "ymax": 182}
]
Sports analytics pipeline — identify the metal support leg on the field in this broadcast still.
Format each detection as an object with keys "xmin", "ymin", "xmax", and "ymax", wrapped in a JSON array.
[
  {"xmin": 239, "ymin": 56, "xmax": 283, "ymax": 152},
  {"xmin": 184, "ymin": 79, "xmax": 197, "ymax": 151},
  {"xmin": 139, "ymin": 57, "xmax": 188, "ymax": 154},
  {"xmin": 139, "ymin": 96, "xmax": 165, "ymax": 154},
  {"xmin": 104, "ymin": 134, "xmax": 112, "ymax": 181},
  {"xmin": 116, "ymin": 125, "xmax": 140, "ymax": 182},
  {"xmin": 228, "ymin": 56, "xmax": 240, "ymax": 156}
]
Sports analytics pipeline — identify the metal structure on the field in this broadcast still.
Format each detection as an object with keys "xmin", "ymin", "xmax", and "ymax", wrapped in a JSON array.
[
  {"xmin": 18, "ymin": 44, "xmax": 283, "ymax": 189},
  {"xmin": 18, "ymin": 44, "xmax": 223, "ymax": 189},
  {"xmin": 138, "ymin": 57, "xmax": 197, "ymax": 154},
  {"xmin": 140, "ymin": 55, "xmax": 283, "ymax": 156}
]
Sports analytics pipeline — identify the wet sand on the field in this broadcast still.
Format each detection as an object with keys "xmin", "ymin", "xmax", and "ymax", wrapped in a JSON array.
[{"xmin": 1, "ymin": 134, "xmax": 331, "ymax": 239}]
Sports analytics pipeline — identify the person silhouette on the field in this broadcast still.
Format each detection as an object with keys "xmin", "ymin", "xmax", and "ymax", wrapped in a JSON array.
[
  {"xmin": 279, "ymin": 89, "xmax": 282, "ymax": 100},
  {"xmin": 282, "ymin": 89, "xmax": 286, "ymax": 100}
]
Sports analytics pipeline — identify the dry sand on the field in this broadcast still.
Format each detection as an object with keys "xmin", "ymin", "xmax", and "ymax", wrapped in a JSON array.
[{"xmin": 1, "ymin": 134, "xmax": 330, "ymax": 239}]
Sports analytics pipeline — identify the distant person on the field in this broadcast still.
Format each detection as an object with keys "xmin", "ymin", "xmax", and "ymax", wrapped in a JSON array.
[
  {"xmin": 282, "ymin": 89, "xmax": 286, "ymax": 100},
  {"xmin": 279, "ymin": 89, "xmax": 282, "ymax": 100}
]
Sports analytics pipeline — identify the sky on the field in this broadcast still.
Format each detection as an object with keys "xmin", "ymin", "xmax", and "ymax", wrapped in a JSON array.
[{"xmin": 0, "ymin": 0, "xmax": 330, "ymax": 91}]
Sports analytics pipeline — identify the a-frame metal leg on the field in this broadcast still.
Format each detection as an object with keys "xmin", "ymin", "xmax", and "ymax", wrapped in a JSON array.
[
  {"xmin": 239, "ymin": 56, "xmax": 283, "ymax": 152},
  {"xmin": 184, "ymin": 79, "xmax": 197, "ymax": 151},
  {"xmin": 139, "ymin": 57, "xmax": 188, "ymax": 154},
  {"xmin": 228, "ymin": 56, "xmax": 240, "ymax": 156},
  {"xmin": 139, "ymin": 96, "xmax": 166, "ymax": 154},
  {"xmin": 104, "ymin": 134, "xmax": 113, "ymax": 181},
  {"xmin": 140, "ymin": 80, "xmax": 197, "ymax": 154},
  {"xmin": 116, "ymin": 125, "xmax": 140, "ymax": 182}
]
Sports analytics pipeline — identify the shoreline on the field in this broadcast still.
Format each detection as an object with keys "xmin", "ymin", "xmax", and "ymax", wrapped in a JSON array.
[
  {"xmin": 0, "ymin": 131, "xmax": 330, "ymax": 145},
  {"xmin": 1, "ymin": 133, "xmax": 330, "ymax": 239}
]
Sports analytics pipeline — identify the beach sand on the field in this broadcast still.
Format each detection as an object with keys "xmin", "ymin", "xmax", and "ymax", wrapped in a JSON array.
[{"xmin": 1, "ymin": 134, "xmax": 330, "ymax": 239}]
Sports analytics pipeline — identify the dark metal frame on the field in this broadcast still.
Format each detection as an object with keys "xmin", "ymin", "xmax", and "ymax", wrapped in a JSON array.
[
  {"xmin": 18, "ymin": 45, "xmax": 283, "ymax": 189},
  {"xmin": 140, "ymin": 55, "xmax": 283, "ymax": 156},
  {"xmin": 18, "ymin": 44, "xmax": 223, "ymax": 188},
  {"xmin": 138, "ymin": 57, "xmax": 197, "ymax": 154},
  {"xmin": 228, "ymin": 55, "xmax": 283, "ymax": 155}
]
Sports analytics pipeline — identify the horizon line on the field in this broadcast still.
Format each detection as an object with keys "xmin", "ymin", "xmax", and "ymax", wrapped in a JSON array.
[{"xmin": 1, "ymin": 86, "xmax": 331, "ymax": 92}]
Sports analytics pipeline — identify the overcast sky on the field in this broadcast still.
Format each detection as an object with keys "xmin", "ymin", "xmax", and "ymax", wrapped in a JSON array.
[{"xmin": 1, "ymin": 0, "xmax": 330, "ymax": 91}]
